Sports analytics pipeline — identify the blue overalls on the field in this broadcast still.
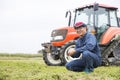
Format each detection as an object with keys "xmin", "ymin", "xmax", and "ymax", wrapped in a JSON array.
[{"xmin": 65, "ymin": 32, "xmax": 101, "ymax": 73}]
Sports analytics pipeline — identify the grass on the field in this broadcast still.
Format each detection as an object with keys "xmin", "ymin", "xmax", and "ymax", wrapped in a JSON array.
[
  {"xmin": 0, "ymin": 53, "xmax": 42, "ymax": 58},
  {"xmin": 0, "ymin": 53, "xmax": 120, "ymax": 80},
  {"xmin": 0, "ymin": 53, "xmax": 42, "ymax": 60}
]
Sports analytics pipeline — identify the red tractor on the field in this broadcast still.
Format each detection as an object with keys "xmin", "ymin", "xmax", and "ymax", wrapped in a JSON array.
[{"xmin": 42, "ymin": 3, "xmax": 120, "ymax": 66}]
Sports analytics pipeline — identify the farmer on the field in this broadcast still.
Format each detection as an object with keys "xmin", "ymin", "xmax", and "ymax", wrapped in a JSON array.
[{"xmin": 65, "ymin": 22, "xmax": 101, "ymax": 73}]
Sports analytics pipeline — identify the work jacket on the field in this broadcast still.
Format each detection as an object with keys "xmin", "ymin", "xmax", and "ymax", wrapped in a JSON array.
[{"xmin": 74, "ymin": 32, "xmax": 101, "ymax": 60}]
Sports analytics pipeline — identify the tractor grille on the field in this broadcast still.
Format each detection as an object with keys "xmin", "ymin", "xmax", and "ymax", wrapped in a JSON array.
[{"xmin": 51, "ymin": 29, "xmax": 68, "ymax": 41}]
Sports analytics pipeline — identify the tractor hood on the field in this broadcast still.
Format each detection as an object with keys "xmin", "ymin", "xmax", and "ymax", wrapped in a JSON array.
[{"xmin": 51, "ymin": 26, "xmax": 79, "ymax": 46}]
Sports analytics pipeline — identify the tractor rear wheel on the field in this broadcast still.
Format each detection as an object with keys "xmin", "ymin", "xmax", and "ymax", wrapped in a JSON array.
[
  {"xmin": 102, "ymin": 40, "xmax": 120, "ymax": 66},
  {"xmin": 42, "ymin": 50, "xmax": 63, "ymax": 66},
  {"xmin": 113, "ymin": 43, "xmax": 120, "ymax": 60}
]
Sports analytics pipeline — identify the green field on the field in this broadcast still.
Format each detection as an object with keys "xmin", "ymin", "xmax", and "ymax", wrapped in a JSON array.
[{"xmin": 0, "ymin": 53, "xmax": 120, "ymax": 80}]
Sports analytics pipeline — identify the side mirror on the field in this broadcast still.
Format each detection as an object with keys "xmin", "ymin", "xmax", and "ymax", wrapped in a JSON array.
[
  {"xmin": 65, "ymin": 11, "xmax": 68, "ymax": 18},
  {"xmin": 94, "ymin": 3, "xmax": 99, "ymax": 11},
  {"xmin": 65, "ymin": 10, "xmax": 72, "ymax": 26}
]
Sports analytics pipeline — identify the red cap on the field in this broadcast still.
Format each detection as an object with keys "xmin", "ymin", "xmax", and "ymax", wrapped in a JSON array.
[{"xmin": 74, "ymin": 22, "xmax": 87, "ymax": 29}]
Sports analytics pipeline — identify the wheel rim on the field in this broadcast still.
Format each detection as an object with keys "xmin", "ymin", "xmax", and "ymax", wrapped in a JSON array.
[
  {"xmin": 47, "ymin": 53, "xmax": 62, "ymax": 64},
  {"xmin": 64, "ymin": 45, "xmax": 75, "ymax": 62}
]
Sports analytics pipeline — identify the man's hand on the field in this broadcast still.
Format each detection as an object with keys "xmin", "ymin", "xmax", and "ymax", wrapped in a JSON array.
[{"xmin": 67, "ymin": 48, "xmax": 76, "ymax": 56}]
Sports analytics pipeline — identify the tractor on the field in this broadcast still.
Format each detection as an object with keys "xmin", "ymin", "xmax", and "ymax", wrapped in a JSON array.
[{"xmin": 41, "ymin": 3, "xmax": 120, "ymax": 66}]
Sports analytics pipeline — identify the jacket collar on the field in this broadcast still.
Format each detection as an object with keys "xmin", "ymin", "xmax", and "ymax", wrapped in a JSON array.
[{"xmin": 80, "ymin": 32, "xmax": 88, "ymax": 40}]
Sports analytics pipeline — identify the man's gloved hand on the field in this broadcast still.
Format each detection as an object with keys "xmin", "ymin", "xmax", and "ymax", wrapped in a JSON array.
[
  {"xmin": 67, "ymin": 48, "xmax": 76, "ymax": 56},
  {"xmin": 72, "ymin": 53, "xmax": 83, "ymax": 60}
]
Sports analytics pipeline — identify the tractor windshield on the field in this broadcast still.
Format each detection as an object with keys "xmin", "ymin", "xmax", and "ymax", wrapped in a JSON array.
[
  {"xmin": 95, "ymin": 8, "xmax": 118, "ymax": 27},
  {"xmin": 75, "ymin": 7, "xmax": 94, "ymax": 32},
  {"xmin": 109, "ymin": 10, "xmax": 118, "ymax": 26},
  {"xmin": 75, "ymin": 8, "xmax": 93, "ymax": 26},
  {"xmin": 75, "ymin": 7, "xmax": 118, "ymax": 32}
]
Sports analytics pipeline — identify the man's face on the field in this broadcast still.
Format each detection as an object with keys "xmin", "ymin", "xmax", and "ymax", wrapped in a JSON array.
[{"xmin": 75, "ymin": 27, "xmax": 87, "ymax": 37}]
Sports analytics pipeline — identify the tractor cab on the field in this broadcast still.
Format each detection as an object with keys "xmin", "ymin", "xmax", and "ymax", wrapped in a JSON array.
[{"xmin": 73, "ymin": 3, "xmax": 119, "ymax": 43}]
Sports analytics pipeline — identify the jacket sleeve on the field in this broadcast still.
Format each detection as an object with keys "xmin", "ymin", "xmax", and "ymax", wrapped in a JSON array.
[{"xmin": 75, "ymin": 34, "xmax": 96, "ymax": 53}]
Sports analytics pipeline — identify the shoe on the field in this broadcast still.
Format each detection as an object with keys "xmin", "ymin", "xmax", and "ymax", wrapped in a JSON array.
[{"xmin": 84, "ymin": 68, "xmax": 93, "ymax": 74}]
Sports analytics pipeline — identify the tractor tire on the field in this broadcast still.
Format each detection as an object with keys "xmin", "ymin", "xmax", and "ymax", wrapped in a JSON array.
[
  {"xmin": 60, "ymin": 40, "xmax": 76, "ymax": 65},
  {"xmin": 102, "ymin": 39, "xmax": 120, "ymax": 66},
  {"xmin": 42, "ymin": 50, "xmax": 63, "ymax": 66},
  {"xmin": 113, "ymin": 43, "xmax": 120, "ymax": 60}
]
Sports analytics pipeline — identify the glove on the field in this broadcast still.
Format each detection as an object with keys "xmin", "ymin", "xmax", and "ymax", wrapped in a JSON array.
[{"xmin": 72, "ymin": 53, "xmax": 82, "ymax": 60}]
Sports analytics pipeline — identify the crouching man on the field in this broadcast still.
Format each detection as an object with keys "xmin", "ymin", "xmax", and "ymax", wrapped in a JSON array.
[{"xmin": 65, "ymin": 22, "xmax": 101, "ymax": 73}]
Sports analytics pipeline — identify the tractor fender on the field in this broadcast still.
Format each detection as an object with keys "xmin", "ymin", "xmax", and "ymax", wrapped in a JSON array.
[{"xmin": 100, "ymin": 27, "xmax": 120, "ymax": 45}]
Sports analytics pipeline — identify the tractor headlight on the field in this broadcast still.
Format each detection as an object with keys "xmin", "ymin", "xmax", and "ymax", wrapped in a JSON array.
[{"xmin": 52, "ymin": 35, "xmax": 64, "ymax": 41}]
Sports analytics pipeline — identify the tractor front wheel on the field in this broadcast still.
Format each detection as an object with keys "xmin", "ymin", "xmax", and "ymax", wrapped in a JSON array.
[
  {"xmin": 42, "ymin": 50, "xmax": 63, "ymax": 66},
  {"xmin": 60, "ymin": 40, "xmax": 76, "ymax": 65}
]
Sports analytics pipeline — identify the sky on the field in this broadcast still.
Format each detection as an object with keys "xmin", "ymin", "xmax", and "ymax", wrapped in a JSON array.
[{"xmin": 0, "ymin": 0, "xmax": 120, "ymax": 54}]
